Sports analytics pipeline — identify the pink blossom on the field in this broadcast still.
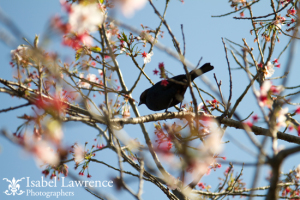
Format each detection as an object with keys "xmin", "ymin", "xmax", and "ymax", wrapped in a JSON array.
[
  {"xmin": 255, "ymin": 81, "xmax": 272, "ymax": 107},
  {"xmin": 280, "ymin": 0, "xmax": 290, "ymax": 6},
  {"xmin": 122, "ymin": 104, "xmax": 131, "ymax": 118},
  {"xmin": 32, "ymin": 141, "xmax": 60, "ymax": 166},
  {"xmin": 76, "ymin": 32, "xmax": 93, "ymax": 46},
  {"xmin": 225, "ymin": 167, "xmax": 231, "ymax": 174},
  {"xmin": 270, "ymin": 85, "xmax": 284, "ymax": 94},
  {"xmin": 232, "ymin": 0, "xmax": 246, "ymax": 3},
  {"xmin": 74, "ymin": 145, "xmax": 85, "ymax": 164}
]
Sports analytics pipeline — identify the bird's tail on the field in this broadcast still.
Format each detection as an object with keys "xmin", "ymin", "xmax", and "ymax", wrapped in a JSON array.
[{"xmin": 190, "ymin": 63, "xmax": 214, "ymax": 80}]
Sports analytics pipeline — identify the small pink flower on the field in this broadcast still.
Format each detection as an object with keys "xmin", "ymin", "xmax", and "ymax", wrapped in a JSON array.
[
  {"xmin": 42, "ymin": 170, "xmax": 50, "ymax": 178},
  {"xmin": 153, "ymin": 69, "xmax": 159, "ymax": 75},
  {"xmin": 197, "ymin": 182, "xmax": 205, "ymax": 189},
  {"xmin": 288, "ymin": 8, "xmax": 296, "ymax": 15},
  {"xmin": 225, "ymin": 167, "xmax": 230, "ymax": 174},
  {"xmin": 60, "ymin": 1, "xmax": 73, "ymax": 13},
  {"xmin": 158, "ymin": 62, "xmax": 164, "ymax": 69},
  {"xmin": 245, "ymin": 121, "xmax": 253, "ymax": 128},
  {"xmin": 122, "ymin": 105, "xmax": 131, "ymax": 118},
  {"xmin": 141, "ymin": 51, "xmax": 147, "ymax": 58},
  {"xmin": 252, "ymin": 114, "xmax": 259, "ymax": 123},
  {"xmin": 161, "ymin": 79, "xmax": 168, "ymax": 86},
  {"xmin": 206, "ymin": 168, "xmax": 211, "ymax": 175}
]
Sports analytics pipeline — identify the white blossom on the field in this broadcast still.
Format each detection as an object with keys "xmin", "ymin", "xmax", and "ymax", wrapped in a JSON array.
[
  {"xmin": 69, "ymin": 3, "xmax": 104, "ymax": 34},
  {"xmin": 143, "ymin": 51, "xmax": 153, "ymax": 64},
  {"xmin": 264, "ymin": 61, "xmax": 275, "ymax": 78},
  {"xmin": 74, "ymin": 145, "xmax": 85, "ymax": 164},
  {"xmin": 114, "ymin": 0, "xmax": 147, "ymax": 18},
  {"xmin": 296, "ymin": 164, "xmax": 300, "ymax": 178},
  {"xmin": 78, "ymin": 73, "xmax": 98, "ymax": 88},
  {"xmin": 277, "ymin": 107, "xmax": 288, "ymax": 128},
  {"xmin": 10, "ymin": 45, "xmax": 28, "ymax": 61},
  {"xmin": 120, "ymin": 42, "xmax": 127, "ymax": 54}
]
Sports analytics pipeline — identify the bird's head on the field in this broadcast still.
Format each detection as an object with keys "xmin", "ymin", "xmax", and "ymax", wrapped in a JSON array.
[{"xmin": 138, "ymin": 89, "xmax": 148, "ymax": 106}]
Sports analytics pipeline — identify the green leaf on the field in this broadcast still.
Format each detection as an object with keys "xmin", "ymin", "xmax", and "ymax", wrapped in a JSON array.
[
  {"xmin": 122, "ymin": 32, "xmax": 128, "ymax": 42},
  {"xmin": 75, "ymin": 48, "xmax": 83, "ymax": 61},
  {"xmin": 90, "ymin": 46, "xmax": 102, "ymax": 53}
]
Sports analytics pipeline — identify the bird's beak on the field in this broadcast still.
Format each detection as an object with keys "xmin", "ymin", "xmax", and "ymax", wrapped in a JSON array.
[{"xmin": 138, "ymin": 102, "xmax": 142, "ymax": 106}]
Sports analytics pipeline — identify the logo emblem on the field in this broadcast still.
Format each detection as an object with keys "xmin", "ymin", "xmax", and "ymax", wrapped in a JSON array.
[{"xmin": 3, "ymin": 177, "xmax": 25, "ymax": 195}]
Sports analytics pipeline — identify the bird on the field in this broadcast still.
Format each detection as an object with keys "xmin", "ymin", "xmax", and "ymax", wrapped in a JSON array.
[{"xmin": 139, "ymin": 63, "xmax": 214, "ymax": 112}]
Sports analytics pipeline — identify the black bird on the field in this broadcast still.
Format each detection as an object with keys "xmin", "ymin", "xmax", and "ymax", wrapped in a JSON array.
[{"xmin": 139, "ymin": 63, "xmax": 214, "ymax": 112}]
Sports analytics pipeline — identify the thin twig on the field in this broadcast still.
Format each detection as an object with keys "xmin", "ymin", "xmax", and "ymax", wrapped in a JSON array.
[
  {"xmin": 0, "ymin": 102, "xmax": 31, "ymax": 113},
  {"xmin": 233, "ymin": 2, "xmax": 290, "ymax": 19}
]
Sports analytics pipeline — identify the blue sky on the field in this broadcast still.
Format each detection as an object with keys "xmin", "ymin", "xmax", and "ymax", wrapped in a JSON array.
[{"xmin": 0, "ymin": 1, "xmax": 300, "ymax": 199}]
